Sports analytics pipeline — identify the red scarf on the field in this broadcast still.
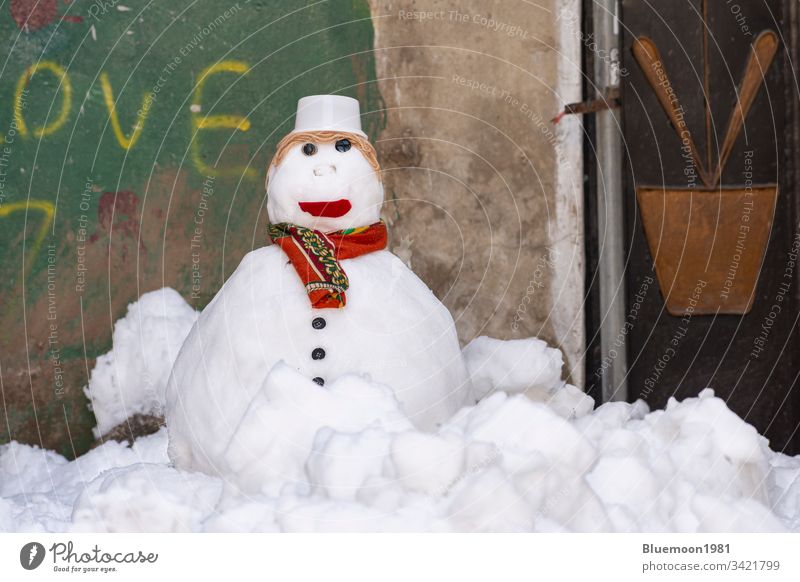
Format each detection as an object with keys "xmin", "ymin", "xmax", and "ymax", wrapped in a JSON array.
[{"xmin": 268, "ymin": 221, "xmax": 387, "ymax": 309}]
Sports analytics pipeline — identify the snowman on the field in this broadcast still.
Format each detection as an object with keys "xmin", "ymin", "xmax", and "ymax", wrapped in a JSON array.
[{"xmin": 166, "ymin": 95, "xmax": 472, "ymax": 475}]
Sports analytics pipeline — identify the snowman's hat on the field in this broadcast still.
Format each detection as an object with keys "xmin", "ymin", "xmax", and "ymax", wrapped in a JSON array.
[{"xmin": 293, "ymin": 95, "xmax": 366, "ymax": 137}]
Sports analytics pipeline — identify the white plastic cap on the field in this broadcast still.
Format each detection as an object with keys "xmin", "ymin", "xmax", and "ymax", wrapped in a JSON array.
[{"xmin": 293, "ymin": 95, "xmax": 366, "ymax": 137}]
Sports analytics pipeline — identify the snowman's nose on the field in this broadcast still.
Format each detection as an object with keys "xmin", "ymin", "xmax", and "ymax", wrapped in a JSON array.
[{"xmin": 313, "ymin": 164, "xmax": 336, "ymax": 176}]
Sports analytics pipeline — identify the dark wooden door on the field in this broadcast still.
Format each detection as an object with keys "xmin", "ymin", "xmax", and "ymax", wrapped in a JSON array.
[{"xmin": 619, "ymin": 0, "xmax": 800, "ymax": 453}]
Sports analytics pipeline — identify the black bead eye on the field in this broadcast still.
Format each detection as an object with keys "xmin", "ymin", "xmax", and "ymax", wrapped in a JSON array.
[
  {"xmin": 335, "ymin": 139, "xmax": 351, "ymax": 153},
  {"xmin": 302, "ymin": 143, "xmax": 317, "ymax": 156}
]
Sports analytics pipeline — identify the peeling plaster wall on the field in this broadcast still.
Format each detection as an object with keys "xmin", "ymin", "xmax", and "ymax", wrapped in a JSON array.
[{"xmin": 370, "ymin": 0, "xmax": 585, "ymax": 384}]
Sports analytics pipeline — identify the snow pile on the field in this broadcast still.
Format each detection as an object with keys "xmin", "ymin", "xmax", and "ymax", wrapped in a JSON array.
[
  {"xmin": 2, "ymin": 368, "xmax": 799, "ymax": 532},
  {"xmin": 462, "ymin": 336, "xmax": 565, "ymax": 402},
  {"xmin": 84, "ymin": 288, "xmax": 198, "ymax": 437},
  {"xmin": 1, "ymin": 288, "xmax": 797, "ymax": 532},
  {"xmin": 0, "ymin": 431, "xmax": 171, "ymax": 532},
  {"xmin": 770, "ymin": 454, "xmax": 800, "ymax": 531}
]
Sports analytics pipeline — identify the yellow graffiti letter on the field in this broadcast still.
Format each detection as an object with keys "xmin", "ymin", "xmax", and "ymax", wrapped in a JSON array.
[
  {"xmin": 99, "ymin": 72, "xmax": 152, "ymax": 150},
  {"xmin": 190, "ymin": 60, "xmax": 255, "ymax": 178},
  {"xmin": 0, "ymin": 200, "xmax": 56, "ymax": 282},
  {"xmin": 14, "ymin": 62, "xmax": 73, "ymax": 138}
]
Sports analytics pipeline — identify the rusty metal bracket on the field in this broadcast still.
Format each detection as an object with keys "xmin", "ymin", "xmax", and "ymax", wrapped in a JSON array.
[{"xmin": 552, "ymin": 88, "xmax": 621, "ymax": 123}]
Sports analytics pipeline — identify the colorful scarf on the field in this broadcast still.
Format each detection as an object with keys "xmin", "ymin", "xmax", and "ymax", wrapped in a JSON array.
[{"xmin": 268, "ymin": 220, "xmax": 387, "ymax": 309}]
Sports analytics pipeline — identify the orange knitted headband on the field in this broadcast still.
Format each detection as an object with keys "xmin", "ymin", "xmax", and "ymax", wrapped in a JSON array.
[{"xmin": 268, "ymin": 131, "xmax": 381, "ymax": 177}]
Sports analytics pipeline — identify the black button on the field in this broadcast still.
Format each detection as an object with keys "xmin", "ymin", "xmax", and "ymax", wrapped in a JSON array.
[
  {"xmin": 312, "ymin": 377, "xmax": 325, "ymax": 386},
  {"xmin": 312, "ymin": 317, "xmax": 326, "ymax": 330},
  {"xmin": 311, "ymin": 348, "xmax": 326, "ymax": 360}
]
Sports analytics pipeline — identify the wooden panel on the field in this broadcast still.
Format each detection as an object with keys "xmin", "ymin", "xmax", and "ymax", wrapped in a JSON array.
[{"xmin": 620, "ymin": 0, "xmax": 800, "ymax": 453}]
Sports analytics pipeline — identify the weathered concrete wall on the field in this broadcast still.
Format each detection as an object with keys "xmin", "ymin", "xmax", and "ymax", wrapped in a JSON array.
[{"xmin": 369, "ymin": 1, "xmax": 585, "ymax": 382}]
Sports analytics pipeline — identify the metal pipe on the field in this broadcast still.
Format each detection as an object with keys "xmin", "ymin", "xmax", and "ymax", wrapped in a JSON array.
[{"xmin": 592, "ymin": 0, "xmax": 628, "ymax": 402}]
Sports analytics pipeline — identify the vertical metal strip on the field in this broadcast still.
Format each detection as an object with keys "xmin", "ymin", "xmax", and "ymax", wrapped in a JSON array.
[{"xmin": 593, "ymin": 0, "xmax": 628, "ymax": 402}]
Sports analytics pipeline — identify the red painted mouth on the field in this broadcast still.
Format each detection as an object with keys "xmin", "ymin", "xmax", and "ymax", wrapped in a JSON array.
[{"xmin": 298, "ymin": 199, "xmax": 352, "ymax": 218}]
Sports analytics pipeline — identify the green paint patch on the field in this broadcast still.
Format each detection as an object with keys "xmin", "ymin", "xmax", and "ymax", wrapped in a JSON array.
[{"xmin": 0, "ymin": 0, "xmax": 383, "ymax": 457}]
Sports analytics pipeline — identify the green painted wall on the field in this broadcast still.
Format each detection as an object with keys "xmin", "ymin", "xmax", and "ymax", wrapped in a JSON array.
[{"xmin": 0, "ymin": 0, "xmax": 384, "ymax": 458}]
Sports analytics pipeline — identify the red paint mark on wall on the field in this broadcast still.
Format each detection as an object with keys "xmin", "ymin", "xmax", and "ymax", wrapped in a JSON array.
[
  {"xmin": 10, "ymin": 0, "xmax": 82, "ymax": 30},
  {"xmin": 90, "ymin": 191, "xmax": 146, "ymax": 257},
  {"xmin": 11, "ymin": 0, "xmax": 58, "ymax": 30}
]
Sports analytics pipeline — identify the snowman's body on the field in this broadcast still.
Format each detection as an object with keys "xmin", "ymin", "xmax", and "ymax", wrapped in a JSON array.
[
  {"xmin": 167, "ymin": 95, "xmax": 470, "ymax": 474},
  {"xmin": 167, "ymin": 244, "xmax": 469, "ymax": 473}
]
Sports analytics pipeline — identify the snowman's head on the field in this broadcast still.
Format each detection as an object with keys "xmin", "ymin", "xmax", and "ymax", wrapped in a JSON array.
[{"xmin": 266, "ymin": 96, "xmax": 383, "ymax": 232}]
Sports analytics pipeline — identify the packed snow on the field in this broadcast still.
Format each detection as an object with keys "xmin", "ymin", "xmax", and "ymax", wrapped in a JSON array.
[
  {"xmin": 1, "ymin": 288, "xmax": 799, "ymax": 532},
  {"xmin": 84, "ymin": 288, "xmax": 198, "ymax": 437}
]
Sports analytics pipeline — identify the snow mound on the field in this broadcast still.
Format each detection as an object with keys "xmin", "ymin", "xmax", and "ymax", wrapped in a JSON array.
[
  {"xmin": 219, "ymin": 362, "xmax": 413, "ymax": 497},
  {"xmin": 84, "ymin": 288, "xmax": 198, "ymax": 438},
  {"xmin": 2, "ymin": 288, "xmax": 798, "ymax": 532},
  {"xmin": 463, "ymin": 336, "xmax": 564, "ymax": 400},
  {"xmin": 463, "ymin": 336, "xmax": 594, "ymax": 418},
  {"xmin": 2, "ymin": 369, "xmax": 798, "ymax": 532}
]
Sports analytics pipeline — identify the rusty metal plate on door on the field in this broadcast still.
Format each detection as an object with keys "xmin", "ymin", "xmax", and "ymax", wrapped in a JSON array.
[{"xmin": 636, "ymin": 185, "xmax": 778, "ymax": 316}]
